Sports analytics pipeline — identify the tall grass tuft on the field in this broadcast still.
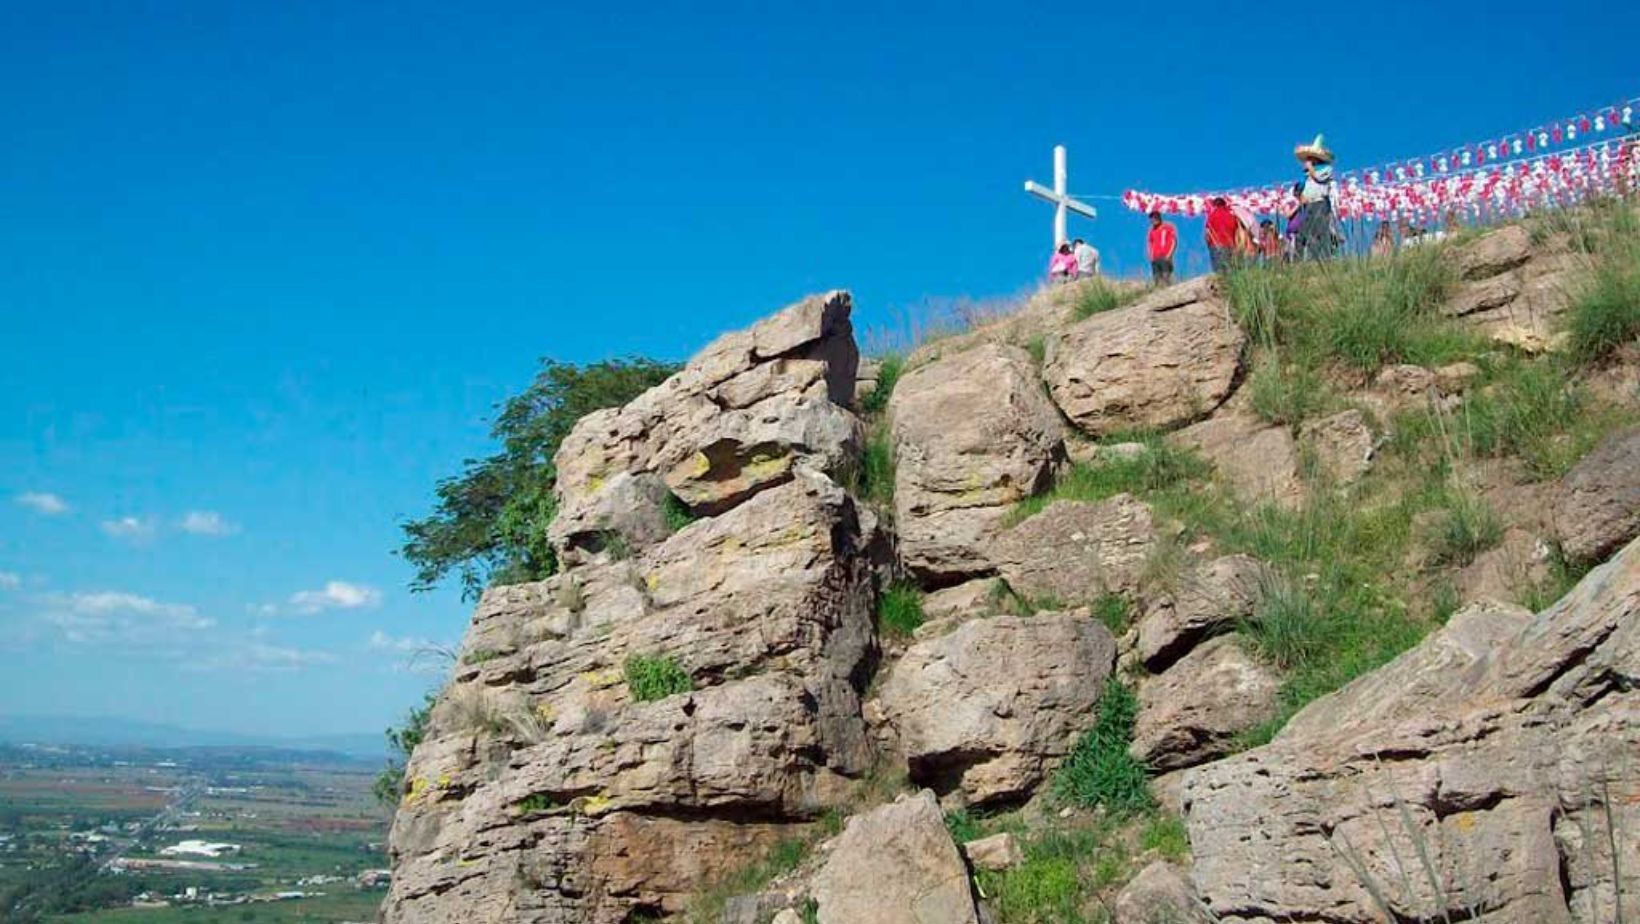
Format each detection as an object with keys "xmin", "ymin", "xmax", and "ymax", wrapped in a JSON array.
[
  {"xmin": 1567, "ymin": 215, "xmax": 1640, "ymax": 364},
  {"xmin": 1054, "ymin": 678, "xmax": 1152, "ymax": 817},
  {"xmin": 877, "ymin": 583, "xmax": 924, "ymax": 637},
  {"xmin": 859, "ymin": 354, "xmax": 904, "ymax": 415}
]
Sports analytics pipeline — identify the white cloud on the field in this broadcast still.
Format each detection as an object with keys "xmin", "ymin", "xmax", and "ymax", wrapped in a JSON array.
[
  {"xmin": 100, "ymin": 516, "xmax": 157, "ymax": 541},
  {"xmin": 289, "ymin": 581, "xmax": 382, "ymax": 614},
  {"xmin": 191, "ymin": 642, "xmax": 338, "ymax": 673},
  {"xmin": 177, "ymin": 510, "xmax": 239, "ymax": 536},
  {"xmin": 16, "ymin": 492, "xmax": 69, "ymax": 515},
  {"xmin": 39, "ymin": 590, "xmax": 214, "ymax": 646},
  {"xmin": 0, "ymin": 572, "xmax": 19, "ymax": 591},
  {"xmin": 368, "ymin": 630, "xmax": 454, "ymax": 675}
]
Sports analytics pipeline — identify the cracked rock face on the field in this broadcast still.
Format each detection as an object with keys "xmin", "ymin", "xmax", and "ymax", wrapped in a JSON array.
[
  {"xmin": 1181, "ymin": 537, "xmax": 1640, "ymax": 923},
  {"xmin": 383, "ymin": 296, "xmax": 875, "ymax": 924},
  {"xmin": 810, "ymin": 790, "xmax": 981, "ymax": 924}
]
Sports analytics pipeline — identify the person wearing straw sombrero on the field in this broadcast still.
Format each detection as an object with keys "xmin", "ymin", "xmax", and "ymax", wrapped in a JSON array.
[{"xmin": 1293, "ymin": 134, "xmax": 1339, "ymax": 260}]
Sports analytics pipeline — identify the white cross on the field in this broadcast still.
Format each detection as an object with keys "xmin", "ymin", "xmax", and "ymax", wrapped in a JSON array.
[{"xmin": 1024, "ymin": 144, "xmax": 1097, "ymax": 247}]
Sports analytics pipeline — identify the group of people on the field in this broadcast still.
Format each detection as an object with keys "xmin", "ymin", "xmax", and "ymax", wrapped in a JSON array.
[
  {"xmin": 1144, "ymin": 134, "xmax": 1343, "ymax": 283},
  {"xmin": 1051, "ymin": 134, "xmax": 1350, "ymax": 286},
  {"xmin": 1047, "ymin": 237, "xmax": 1100, "ymax": 283}
]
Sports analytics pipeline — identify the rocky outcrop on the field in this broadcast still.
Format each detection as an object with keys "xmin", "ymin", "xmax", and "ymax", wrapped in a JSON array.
[
  {"xmin": 1181, "ymin": 539, "xmax": 1640, "ymax": 923},
  {"xmin": 810, "ymin": 790, "xmax": 981, "ymax": 924},
  {"xmin": 877, "ymin": 613, "xmax": 1116, "ymax": 806},
  {"xmin": 1444, "ymin": 225, "xmax": 1587, "ymax": 350},
  {"xmin": 1044, "ymin": 278, "xmax": 1245, "ymax": 437},
  {"xmin": 961, "ymin": 832, "xmax": 1023, "ymax": 871},
  {"xmin": 383, "ymin": 299, "xmax": 876, "ymax": 924},
  {"xmin": 1299, "ymin": 409, "xmax": 1375, "ymax": 486},
  {"xmin": 1131, "ymin": 636, "xmax": 1280, "ymax": 772},
  {"xmin": 889, "ymin": 342, "xmax": 1066, "ymax": 582},
  {"xmin": 549, "ymin": 291, "xmax": 861, "ymax": 561},
  {"xmin": 1554, "ymin": 426, "xmax": 1640, "ymax": 564},
  {"xmin": 991, "ymin": 495, "xmax": 1159, "ymax": 604}
]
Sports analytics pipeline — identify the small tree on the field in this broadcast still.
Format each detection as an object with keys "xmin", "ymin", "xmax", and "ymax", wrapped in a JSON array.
[{"xmin": 399, "ymin": 357, "xmax": 678, "ymax": 598}]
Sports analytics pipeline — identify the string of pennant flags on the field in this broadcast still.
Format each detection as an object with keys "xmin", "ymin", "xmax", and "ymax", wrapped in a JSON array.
[{"xmin": 1122, "ymin": 95, "xmax": 1640, "ymax": 221}]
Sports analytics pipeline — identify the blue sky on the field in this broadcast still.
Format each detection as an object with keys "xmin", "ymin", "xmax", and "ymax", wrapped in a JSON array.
[{"xmin": 2, "ymin": 1, "xmax": 1635, "ymax": 739}]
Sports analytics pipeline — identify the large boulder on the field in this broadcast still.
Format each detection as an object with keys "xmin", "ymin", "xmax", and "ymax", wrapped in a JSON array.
[
  {"xmin": 889, "ymin": 342, "xmax": 1066, "ymax": 581},
  {"xmin": 1181, "ymin": 539, "xmax": 1640, "ymax": 923},
  {"xmin": 810, "ymin": 790, "xmax": 981, "ymax": 924},
  {"xmin": 1299, "ymin": 409, "xmax": 1375, "ymax": 486},
  {"xmin": 1443, "ymin": 226, "xmax": 1585, "ymax": 349},
  {"xmin": 1554, "ymin": 426, "xmax": 1640, "ymax": 564},
  {"xmin": 1133, "ymin": 554, "xmax": 1266, "ymax": 671},
  {"xmin": 1113, "ymin": 861, "xmax": 1216, "ymax": 924},
  {"xmin": 1131, "ymin": 636, "xmax": 1280, "ymax": 771},
  {"xmin": 1044, "ymin": 278, "xmax": 1245, "ymax": 436},
  {"xmin": 550, "ymin": 291, "xmax": 861, "ymax": 561},
  {"xmin": 384, "ymin": 470, "xmax": 877, "ymax": 924},
  {"xmin": 991, "ymin": 495, "xmax": 1159, "ymax": 604},
  {"xmin": 1169, "ymin": 410, "xmax": 1302, "ymax": 508},
  {"xmin": 877, "ymin": 613, "xmax": 1116, "ymax": 806}
]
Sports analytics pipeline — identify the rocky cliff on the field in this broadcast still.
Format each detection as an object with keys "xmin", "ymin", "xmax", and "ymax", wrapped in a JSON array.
[{"xmin": 386, "ymin": 218, "xmax": 1640, "ymax": 924}]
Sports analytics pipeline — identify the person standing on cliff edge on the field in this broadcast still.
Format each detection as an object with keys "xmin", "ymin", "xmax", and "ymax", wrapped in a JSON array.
[{"xmin": 1146, "ymin": 209, "xmax": 1177, "ymax": 286}]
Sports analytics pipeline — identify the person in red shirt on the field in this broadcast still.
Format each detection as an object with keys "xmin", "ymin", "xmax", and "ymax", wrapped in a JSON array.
[
  {"xmin": 1146, "ymin": 210, "xmax": 1178, "ymax": 286},
  {"xmin": 1204, "ymin": 197, "xmax": 1242, "ymax": 274}
]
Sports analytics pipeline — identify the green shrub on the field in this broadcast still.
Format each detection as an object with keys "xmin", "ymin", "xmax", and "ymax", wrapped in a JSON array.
[
  {"xmin": 1053, "ymin": 678, "xmax": 1152, "ymax": 817},
  {"xmin": 462, "ymin": 648, "xmax": 501, "ymax": 665},
  {"xmin": 514, "ymin": 793, "xmax": 557, "ymax": 815},
  {"xmin": 855, "ymin": 429, "xmax": 897, "ymax": 508},
  {"xmin": 877, "ymin": 584, "xmax": 924, "ymax": 637},
  {"xmin": 859, "ymin": 354, "xmax": 904, "ymax": 415},
  {"xmin": 624, "ymin": 654, "xmax": 693, "ymax": 702}
]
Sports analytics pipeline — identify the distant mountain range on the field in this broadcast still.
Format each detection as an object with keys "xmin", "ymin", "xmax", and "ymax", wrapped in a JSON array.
[{"xmin": 0, "ymin": 714, "xmax": 386, "ymax": 759}]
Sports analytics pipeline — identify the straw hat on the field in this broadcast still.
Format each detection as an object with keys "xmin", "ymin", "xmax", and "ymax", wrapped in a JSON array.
[{"xmin": 1294, "ymin": 133, "xmax": 1334, "ymax": 164}]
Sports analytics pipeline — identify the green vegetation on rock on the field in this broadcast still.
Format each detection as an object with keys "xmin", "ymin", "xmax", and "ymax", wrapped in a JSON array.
[
  {"xmin": 1053, "ymin": 678, "xmax": 1151, "ymax": 817},
  {"xmin": 877, "ymin": 583, "xmax": 925, "ymax": 637},
  {"xmin": 623, "ymin": 654, "xmax": 694, "ymax": 702}
]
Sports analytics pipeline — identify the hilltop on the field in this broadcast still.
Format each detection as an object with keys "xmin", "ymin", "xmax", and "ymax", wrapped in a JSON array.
[{"xmin": 381, "ymin": 202, "xmax": 1640, "ymax": 924}]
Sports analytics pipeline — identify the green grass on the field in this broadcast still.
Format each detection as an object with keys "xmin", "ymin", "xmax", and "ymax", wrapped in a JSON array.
[
  {"xmin": 1088, "ymin": 594, "xmax": 1133, "ymax": 636},
  {"xmin": 877, "ymin": 583, "xmax": 924, "ymax": 637},
  {"xmin": 859, "ymin": 354, "xmax": 904, "ymax": 415},
  {"xmin": 854, "ymin": 429, "xmax": 896, "ymax": 508},
  {"xmin": 1564, "ymin": 204, "xmax": 1640, "ymax": 364},
  {"xmin": 1071, "ymin": 280, "xmax": 1136, "ymax": 321},
  {"xmin": 975, "ymin": 823, "xmax": 1137, "ymax": 924},
  {"xmin": 1010, "ymin": 438, "xmax": 1208, "ymax": 524},
  {"xmin": 1138, "ymin": 813, "xmax": 1190, "ymax": 862},
  {"xmin": 513, "ymin": 793, "xmax": 557, "ymax": 815},
  {"xmin": 623, "ymin": 654, "xmax": 693, "ymax": 702},
  {"xmin": 662, "ymin": 493, "xmax": 698, "ymax": 533},
  {"xmin": 1245, "ymin": 355, "xmax": 1332, "ymax": 427},
  {"xmin": 1053, "ymin": 679, "xmax": 1152, "ymax": 817},
  {"xmin": 1424, "ymin": 490, "xmax": 1503, "ymax": 568},
  {"xmin": 684, "ymin": 836, "xmax": 811, "ymax": 924}
]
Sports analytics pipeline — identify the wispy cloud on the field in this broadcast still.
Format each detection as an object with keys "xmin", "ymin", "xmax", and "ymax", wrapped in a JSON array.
[
  {"xmin": 0, "ymin": 572, "xmax": 19, "ymax": 591},
  {"xmin": 100, "ymin": 516, "xmax": 157, "ymax": 541},
  {"xmin": 289, "ymin": 581, "xmax": 382, "ymax": 614},
  {"xmin": 39, "ymin": 590, "xmax": 215, "ymax": 646},
  {"xmin": 369, "ymin": 630, "xmax": 454, "ymax": 675},
  {"xmin": 16, "ymin": 492, "xmax": 69, "ymax": 515},
  {"xmin": 177, "ymin": 510, "xmax": 239, "ymax": 537}
]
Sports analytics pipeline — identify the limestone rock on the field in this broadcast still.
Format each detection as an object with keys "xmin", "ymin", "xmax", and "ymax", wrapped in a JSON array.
[
  {"xmin": 1044, "ymin": 279, "xmax": 1245, "ymax": 437},
  {"xmin": 889, "ymin": 342, "xmax": 1066, "ymax": 581},
  {"xmin": 1134, "ymin": 554, "xmax": 1265, "ymax": 671},
  {"xmin": 992, "ymin": 495, "xmax": 1159, "ymax": 604},
  {"xmin": 879, "ymin": 613, "xmax": 1116, "ymax": 806},
  {"xmin": 1299, "ymin": 409, "xmax": 1374, "ymax": 486},
  {"xmin": 1456, "ymin": 527, "xmax": 1551, "ymax": 607},
  {"xmin": 1455, "ymin": 224, "xmax": 1533, "ymax": 279},
  {"xmin": 550, "ymin": 291, "xmax": 861, "ymax": 561},
  {"xmin": 1132, "ymin": 636, "xmax": 1280, "ymax": 771},
  {"xmin": 810, "ymin": 791, "xmax": 981, "ymax": 924},
  {"xmin": 1181, "ymin": 538, "xmax": 1640, "ymax": 923},
  {"xmin": 1113, "ymin": 861, "xmax": 1215, "ymax": 924},
  {"xmin": 1169, "ymin": 411, "xmax": 1302, "ymax": 508},
  {"xmin": 1554, "ymin": 426, "xmax": 1640, "ymax": 564},
  {"xmin": 383, "ymin": 473, "xmax": 875, "ymax": 924},
  {"xmin": 962, "ymin": 832, "xmax": 1024, "ymax": 871}
]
